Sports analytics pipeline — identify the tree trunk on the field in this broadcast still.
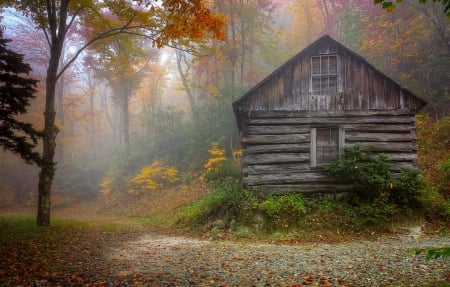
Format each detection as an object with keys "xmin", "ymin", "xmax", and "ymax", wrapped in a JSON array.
[
  {"xmin": 175, "ymin": 49, "xmax": 197, "ymax": 116},
  {"xmin": 37, "ymin": 0, "xmax": 68, "ymax": 226},
  {"xmin": 37, "ymin": 60, "xmax": 59, "ymax": 226},
  {"xmin": 122, "ymin": 87, "xmax": 130, "ymax": 149},
  {"xmin": 88, "ymin": 73, "xmax": 97, "ymax": 156},
  {"xmin": 56, "ymin": 76, "xmax": 64, "ymax": 162}
]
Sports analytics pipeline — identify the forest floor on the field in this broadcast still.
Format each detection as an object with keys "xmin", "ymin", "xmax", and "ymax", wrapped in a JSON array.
[
  {"xmin": 1, "ymin": 184, "xmax": 450, "ymax": 286},
  {"xmin": 0, "ymin": 212, "xmax": 449, "ymax": 287}
]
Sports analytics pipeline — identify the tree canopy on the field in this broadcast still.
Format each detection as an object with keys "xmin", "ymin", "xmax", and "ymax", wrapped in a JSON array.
[
  {"xmin": 0, "ymin": 0, "xmax": 226, "ymax": 226},
  {"xmin": 374, "ymin": 0, "xmax": 450, "ymax": 17}
]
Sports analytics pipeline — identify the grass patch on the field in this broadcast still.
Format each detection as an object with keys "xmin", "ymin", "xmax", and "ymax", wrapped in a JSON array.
[
  {"xmin": 0, "ymin": 214, "xmax": 144, "ymax": 286},
  {"xmin": 174, "ymin": 182, "xmax": 427, "ymax": 242}
]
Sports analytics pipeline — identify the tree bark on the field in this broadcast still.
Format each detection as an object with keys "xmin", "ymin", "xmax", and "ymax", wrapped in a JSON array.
[
  {"xmin": 37, "ymin": 0, "xmax": 67, "ymax": 226},
  {"xmin": 56, "ymin": 75, "xmax": 64, "ymax": 162},
  {"xmin": 122, "ymin": 86, "xmax": 130, "ymax": 149},
  {"xmin": 37, "ymin": 59, "xmax": 59, "ymax": 226},
  {"xmin": 175, "ymin": 49, "xmax": 197, "ymax": 116}
]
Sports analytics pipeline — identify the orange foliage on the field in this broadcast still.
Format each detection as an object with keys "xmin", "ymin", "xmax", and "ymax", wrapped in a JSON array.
[
  {"xmin": 203, "ymin": 142, "xmax": 226, "ymax": 175},
  {"xmin": 416, "ymin": 114, "xmax": 450, "ymax": 198},
  {"xmin": 129, "ymin": 161, "xmax": 179, "ymax": 195}
]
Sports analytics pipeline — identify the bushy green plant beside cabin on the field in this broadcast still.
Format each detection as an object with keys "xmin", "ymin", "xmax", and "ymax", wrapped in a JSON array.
[{"xmin": 327, "ymin": 145, "xmax": 423, "ymax": 207}]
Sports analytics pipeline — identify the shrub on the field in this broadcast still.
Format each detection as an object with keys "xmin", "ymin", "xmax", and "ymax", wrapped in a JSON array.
[
  {"xmin": 327, "ymin": 145, "xmax": 423, "ymax": 207},
  {"xmin": 327, "ymin": 145, "xmax": 392, "ymax": 202},
  {"xmin": 203, "ymin": 142, "xmax": 226, "ymax": 180},
  {"xmin": 128, "ymin": 160, "xmax": 179, "ymax": 195},
  {"xmin": 390, "ymin": 167, "xmax": 423, "ymax": 207},
  {"xmin": 203, "ymin": 142, "xmax": 241, "ymax": 183},
  {"xmin": 258, "ymin": 193, "xmax": 306, "ymax": 230},
  {"xmin": 345, "ymin": 201, "xmax": 396, "ymax": 231},
  {"xmin": 176, "ymin": 181, "xmax": 242, "ymax": 227},
  {"xmin": 416, "ymin": 114, "xmax": 450, "ymax": 199}
]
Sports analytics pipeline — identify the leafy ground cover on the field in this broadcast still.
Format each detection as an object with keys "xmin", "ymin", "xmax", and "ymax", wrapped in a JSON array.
[
  {"xmin": 0, "ymin": 215, "xmax": 146, "ymax": 286},
  {"xmin": 1, "ymin": 179, "xmax": 449, "ymax": 286},
  {"xmin": 0, "ymin": 214, "xmax": 449, "ymax": 287}
]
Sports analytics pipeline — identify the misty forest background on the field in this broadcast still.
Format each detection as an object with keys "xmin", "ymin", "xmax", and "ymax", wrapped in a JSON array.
[{"xmin": 1, "ymin": 0, "xmax": 449, "ymax": 216}]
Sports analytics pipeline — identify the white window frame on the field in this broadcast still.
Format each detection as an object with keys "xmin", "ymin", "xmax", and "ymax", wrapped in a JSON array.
[{"xmin": 310, "ymin": 54, "xmax": 339, "ymax": 96}]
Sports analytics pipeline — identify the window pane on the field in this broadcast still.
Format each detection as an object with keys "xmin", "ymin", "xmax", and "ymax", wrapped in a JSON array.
[
  {"xmin": 328, "ymin": 56, "xmax": 337, "ymax": 74},
  {"xmin": 311, "ymin": 55, "xmax": 338, "ymax": 96},
  {"xmin": 311, "ymin": 57, "xmax": 321, "ymax": 75},
  {"xmin": 316, "ymin": 128, "xmax": 339, "ymax": 164},
  {"xmin": 322, "ymin": 76, "xmax": 337, "ymax": 95},
  {"xmin": 312, "ymin": 77, "xmax": 321, "ymax": 95}
]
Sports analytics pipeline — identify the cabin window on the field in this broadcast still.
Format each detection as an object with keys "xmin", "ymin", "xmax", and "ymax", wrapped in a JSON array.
[
  {"xmin": 310, "ymin": 127, "xmax": 344, "ymax": 167},
  {"xmin": 311, "ymin": 55, "xmax": 338, "ymax": 96}
]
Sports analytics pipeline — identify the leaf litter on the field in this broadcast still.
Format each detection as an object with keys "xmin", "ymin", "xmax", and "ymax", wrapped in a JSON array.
[
  {"xmin": 0, "ymin": 226, "xmax": 450, "ymax": 287},
  {"xmin": 1, "ymin": 221, "xmax": 449, "ymax": 286},
  {"xmin": 101, "ymin": 232, "xmax": 449, "ymax": 287}
]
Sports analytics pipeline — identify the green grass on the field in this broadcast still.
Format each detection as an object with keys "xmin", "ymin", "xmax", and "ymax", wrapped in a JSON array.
[
  {"xmin": 0, "ymin": 214, "xmax": 147, "ymax": 286},
  {"xmin": 0, "ymin": 215, "xmax": 89, "ymax": 238}
]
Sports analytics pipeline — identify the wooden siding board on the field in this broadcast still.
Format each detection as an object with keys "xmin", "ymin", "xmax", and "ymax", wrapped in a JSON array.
[
  {"xmin": 243, "ymin": 163, "xmax": 312, "ymax": 175},
  {"xmin": 243, "ymin": 153, "xmax": 309, "ymax": 165},
  {"xmin": 246, "ymin": 125, "xmax": 310, "ymax": 135},
  {"xmin": 241, "ymin": 134, "xmax": 309, "ymax": 144},
  {"xmin": 345, "ymin": 124, "xmax": 412, "ymax": 132},
  {"xmin": 254, "ymin": 184, "xmax": 356, "ymax": 194},
  {"xmin": 301, "ymin": 59, "xmax": 309, "ymax": 110},
  {"xmin": 245, "ymin": 116, "xmax": 415, "ymax": 126},
  {"xmin": 245, "ymin": 143, "xmax": 310, "ymax": 154},
  {"xmin": 347, "ymin": 142, "xmax": 414, "ymax": 152},
  {"xmin": 345, "ymin": 132, "xmax": 412, "ymax": 142},
  {"xmin": 245, "ymin": 172, "xmax": 336, "ymax": 186},
  {"xmin": 243, "ymin": 110, "xmax": 415, "ymax": 118}
]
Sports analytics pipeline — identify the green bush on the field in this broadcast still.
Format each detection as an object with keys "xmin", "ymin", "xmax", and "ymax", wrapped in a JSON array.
[
  {"xmin": 176, "ymin": 181, "xmax": 242, "ymax": 227},
  {"xmin": 327, "ymin": 145, "xmax": 392, "ymax": 202},
  {"xmin": 345, "ymin": 201, "xmax": 396, "ymax": 231},
  {"xmin": 176, "ymin": 184, "xmax": 308, "ymax": 232},
  {"xmin": 327, "ymin": 145, "xmax": 423, "ymax": 207},
  {"xmin": 390, "ymin": 167, "xmax": 423, "ymax": 207},
  {"xmin": 204, "ymin": 158, "xmax": 241, "ymax": 183},
  {"xmin": 258, "ymin": 193, "xmax": 306, "ymax": 230},
  {"xmin": 441, "ymin": 200, "xmax": 450, "ymax": 219}
]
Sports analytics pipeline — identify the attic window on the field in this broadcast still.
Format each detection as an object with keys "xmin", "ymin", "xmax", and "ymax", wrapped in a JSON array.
[{"xmin": 311, "ymin": 55, "xmax": 338, "ymax": 96}]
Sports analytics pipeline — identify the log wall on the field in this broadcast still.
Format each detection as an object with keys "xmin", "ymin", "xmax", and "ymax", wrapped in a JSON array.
[
  {"xmin": 233, "ymin": 36, "xmax": 425, "ymax": 195},
  {"xmin": 240, "ymin": 111, "xmax": 417, "ymax": 194}
]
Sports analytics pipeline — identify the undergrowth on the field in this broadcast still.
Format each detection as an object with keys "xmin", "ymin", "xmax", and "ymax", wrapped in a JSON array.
[
  {"xmin": 174, "ymin": 181, "xmax": 413, "ymax": 241},
  {"xmin": 174, "ymin": 144, "xmax": 433, "ymax": 240}
]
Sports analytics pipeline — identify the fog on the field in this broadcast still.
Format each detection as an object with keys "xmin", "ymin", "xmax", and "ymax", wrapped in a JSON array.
[{"xmin": 1, "ymin": 0, "xmax": 448, "ymax": 212}]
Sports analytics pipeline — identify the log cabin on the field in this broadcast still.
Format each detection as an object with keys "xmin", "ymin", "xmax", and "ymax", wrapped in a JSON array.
[{"xmin": 232, "ymin": 35, "xmax": 426, "ymax": 195}]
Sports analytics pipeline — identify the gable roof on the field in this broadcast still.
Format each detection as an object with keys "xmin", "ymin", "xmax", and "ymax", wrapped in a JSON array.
[{"xmin": 232, "ymin": 34, "xmax": 426, "ymax": 113}]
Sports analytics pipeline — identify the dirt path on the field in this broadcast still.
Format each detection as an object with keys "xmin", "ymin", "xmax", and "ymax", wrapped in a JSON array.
[{"xmin": 96, "ymin": 231, "xmax": 450, "ymax": 287}]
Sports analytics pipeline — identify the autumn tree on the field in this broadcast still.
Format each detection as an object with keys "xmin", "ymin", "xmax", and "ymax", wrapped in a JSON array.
[
  {"xmin": 375, "ymin": 0, "xmax": 450, "ymax": 17},
  {"xmin": 177, "ymin": 0, "xmax": 279, "ymax": 160},
  {"xmin": 0, "ymin": 0, "xmax": 225, "ymax": 226},
  {"xmin": 353, "ymin": 1, "xmax": 450, "ymax": 117},
  {"xmin": 85, "ymin": 33, "xmax": 160, "ymax": 149},
  {"xmin": 0, "ymin": 28, "xmax": 41, "ymax": 165}
]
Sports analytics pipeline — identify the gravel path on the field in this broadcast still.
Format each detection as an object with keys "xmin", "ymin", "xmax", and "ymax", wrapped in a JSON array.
[{"xmin": 103, "ymin": 231, "xmax": 450, "ymax": 287}]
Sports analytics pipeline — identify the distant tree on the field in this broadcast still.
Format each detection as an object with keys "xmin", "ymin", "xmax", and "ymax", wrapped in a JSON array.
[
  {"xmin": 1, "ymin": 0, "xmax": 225, "ymax": 227},
  {"xmin": 374, "ymin": 0, "xmax": 450, "ymax": 17},
  {"xmin": 85, "ymin": 33, "xmax": 156, "ymax": 149},
  {"xmin": 0, "ymin": 29, "xmax": 41, "ymax": 165}
]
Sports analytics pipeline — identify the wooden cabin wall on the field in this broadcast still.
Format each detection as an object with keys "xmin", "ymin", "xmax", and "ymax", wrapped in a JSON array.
[
  {"xmin": 241, "ymin": 44, "xmax": 420, "ymax": 113},
  {"xmin": 240, "ymin": 110, "xmax": 417, "ymax": 194}
]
